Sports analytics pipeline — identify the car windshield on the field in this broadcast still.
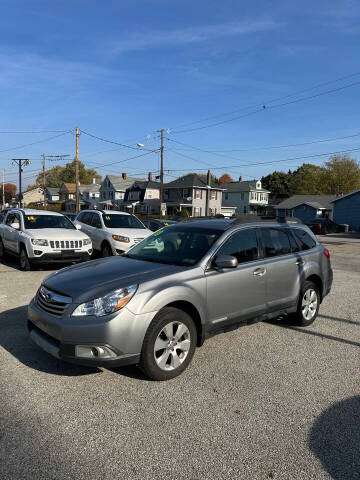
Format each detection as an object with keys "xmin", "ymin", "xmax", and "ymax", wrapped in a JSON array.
[
  {"xmin": 102, "ymin": 213, "xmax": 144, "ymax": 229},
  {"xmin": 126, "ymin": 226, "xmax": 223, "ymax": 266},
  {"xmin": 24, "ymin": 214, "xmax": 75, "ymax": 230}
]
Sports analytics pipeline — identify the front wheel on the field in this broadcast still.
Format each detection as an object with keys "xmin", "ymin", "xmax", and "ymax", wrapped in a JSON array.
[
  {"xmin": 292, "ymin": 281, "xmax": 320, "ymax": 326},
  {"xmin": 101, "ymin": 243, "xmax": 113, "ymax": 257},
  {"xmin": 19, "ymin": 247, "xmax": 32, "ymax": 271},
  {"xmin": 140, "ymin": 307, "xmax": 197, "ymax": 381}
]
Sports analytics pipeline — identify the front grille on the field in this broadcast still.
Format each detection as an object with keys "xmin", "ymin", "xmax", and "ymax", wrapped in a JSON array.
[
  {"xmin": 49, "ymin": 240, "xmax": 82, "ymax": 249},
  {"xmin": 133, "ymin": 238, "xmax": 144, "ymax": 244},
  {"xmin": 36, "ymin": 287, "xmax": 71, "ymax": 317}
]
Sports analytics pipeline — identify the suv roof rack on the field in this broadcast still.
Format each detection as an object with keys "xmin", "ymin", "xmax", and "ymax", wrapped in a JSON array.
[
  {"xmin": 230, "ymin": 215, "xmax": 303, "ymax": 226},
  {"xmin": 87, "ymin": 207, "xmax": 105, "ymax": 213}
]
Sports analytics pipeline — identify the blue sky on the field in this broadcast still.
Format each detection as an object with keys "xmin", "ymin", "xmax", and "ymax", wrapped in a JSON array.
[{"xmin": 1, "ymin": 0, "xmax": 360, "ymax": 187}]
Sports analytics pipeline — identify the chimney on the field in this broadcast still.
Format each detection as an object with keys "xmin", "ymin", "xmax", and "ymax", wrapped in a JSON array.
[
  {"xmin": 238, "ymin": 176, "xmax": 242, "ymax": 182},
  {"xmin": 122, "ymin": 172, "xmax": 127, "ymax": 180},
  {"xmin": 148, "ymin": 172, "xmax": 152, "ymax": 182}
]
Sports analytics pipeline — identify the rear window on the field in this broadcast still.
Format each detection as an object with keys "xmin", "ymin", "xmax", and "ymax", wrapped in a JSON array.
[{"xmin": 292, "ymin": 228, "xmax": 316, "ymax": 250}]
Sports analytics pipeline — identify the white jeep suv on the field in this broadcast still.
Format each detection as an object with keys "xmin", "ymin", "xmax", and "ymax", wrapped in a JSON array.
[
  {"xmin": 74, "ymin": 209, "xmax": 151, "ymax": 256},
  {"xmin": 0, "ymin": 209, "xmax": 92, "ymax": 270}
]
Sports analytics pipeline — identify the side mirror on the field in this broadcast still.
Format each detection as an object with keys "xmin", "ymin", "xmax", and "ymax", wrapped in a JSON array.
[
  {"xmin": 76, "ymin": 224, "xmax": 81, "ymax": 230},
  {"xmin": 10, "ymin": 222, "xmax": 20, "ymax": 230},
  {"xmin": 213, "ymin": 254, "xmax": 238, "ymax": 269}
]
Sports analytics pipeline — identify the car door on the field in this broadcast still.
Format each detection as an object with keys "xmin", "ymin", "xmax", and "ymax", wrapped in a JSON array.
[
  {"xmin": 90, "ymin": 212, "xmax": 103, "ymax": 250},
  {"xmin": 2, "ymin": 213, "xmax": 15, "ymax": 249},
  {"xmin": 3, "ymin": 212, "xmax": 20, "ymax": 252},
  {"xmin": 205, "ymin": 227, "xmax": 267, "ymax": 329},
  {"xmin": 258, "ymin": 227, "xmax": 301, "ymax": 313}
]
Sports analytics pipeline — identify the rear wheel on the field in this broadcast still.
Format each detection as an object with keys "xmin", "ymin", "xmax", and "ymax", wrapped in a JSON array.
[
  {"xmin": 140, "ymin": 307, "xmax": 197, "ymax": 381},
  {"xmin": 19, "ymin": 247, "xmax": 32, "ymax": 271},
  {"xmin": 101, "ymin": 243, "xmax": 113, "ymax": 257},
  {"xmin": 292, "ymin": 281, "xmax": 320, "ymax": 326}
]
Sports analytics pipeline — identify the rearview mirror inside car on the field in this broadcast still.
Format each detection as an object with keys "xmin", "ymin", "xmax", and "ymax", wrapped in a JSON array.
[{"xmin": 213, "ymin": 254, "xmax": 238, "ymax": 269}]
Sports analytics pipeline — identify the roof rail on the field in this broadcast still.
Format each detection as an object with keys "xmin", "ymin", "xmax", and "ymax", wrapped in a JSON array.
[
  {"xmin": 88, "ymin": 207, "xmax": 105, "ymax": 213},
  {"xmin": 231, "ymin": 215, "xmax": 303, "ymax": 226}
]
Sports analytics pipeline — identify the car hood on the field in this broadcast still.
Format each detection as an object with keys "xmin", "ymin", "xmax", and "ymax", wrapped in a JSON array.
[
  {"xmin": 106, "ymin": 228, "xmax": 151, "ymax": 239},
  {"xmin": 26, "ymin": 228, "xmax": 88, "ymax": 240},
  {"xmin": 43, "ymin": 256, "xmax": 184, "ymax": 302}
]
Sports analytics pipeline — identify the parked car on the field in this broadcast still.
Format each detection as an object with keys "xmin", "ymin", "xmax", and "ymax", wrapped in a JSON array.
[
  {"xmin": 141, "ymin": 218, "xmax": 177, "ymax": 232},
  {"xmin": 0, "ymin": 209, "xmax": 93, "ymax": 270},
  {"xmin": 306, "ymin": 218, "xmax": 343, "ymax": 235},
  {"xmin": 64, "ymin": 213, "xmax": 77, "ymax": 222},
  {"xmin": 74, "ymin": 209, "xmax": 152, "ymax": 256},
  {"xmin": 28, "ymin": 218, "xmax": 332, "ymax": 380}
]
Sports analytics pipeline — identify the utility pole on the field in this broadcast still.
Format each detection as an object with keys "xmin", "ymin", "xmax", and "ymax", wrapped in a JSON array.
[
  {"xmin": 12, "ymin": 159, "xmax": 30, "ymax": 208},
  {"xmin": 159, "ymin": 128, "xmax": 164, "ymax": 216},
  {"xmin": 75, "ymin": 126, "xmax": 80, "ymax": 214},
  {"xmin": 1, "ymin": 168, "xmax": 5, "ymax": 208},
  {"xmin": 42, "ymin": 153, "xmax": 46, "ymax": 206},
  {"xmin": 205, "ymin": 169, "xmax": 211, "ymax": 217}
]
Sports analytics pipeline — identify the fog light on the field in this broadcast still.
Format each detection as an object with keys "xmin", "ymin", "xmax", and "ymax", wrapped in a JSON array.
[
  {"xmin": 34, "ymin": 250, "xmax": 42, "ymax": 255},
  {"xmin": 75, "ymin": 345, "xmax": 117, "ymax": 359}
]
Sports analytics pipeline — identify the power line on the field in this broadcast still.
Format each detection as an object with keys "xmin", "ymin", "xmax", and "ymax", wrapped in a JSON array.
[
  {"xmin": 163, "ymin": 146, "xmax": 360, "ymax": 172},
  {"xmin": 172, "ymin": 80, "xmax": 360, "ymax": 134},
  {"xmin": 80, "ymin": 129, "xmax": 159, "ymax": 153},
  {"xmin": 0, "ymin": 130, "xmax": 70, "ymax": 134},
  {"xmin": 0, "ymin": 131, "xmax": 71, "ymax": 154}
]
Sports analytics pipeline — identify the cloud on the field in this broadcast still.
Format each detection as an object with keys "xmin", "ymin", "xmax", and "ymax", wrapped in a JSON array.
[{"xmin": 112, "ymin": 19, "xmax": 281, "ymax": 53}]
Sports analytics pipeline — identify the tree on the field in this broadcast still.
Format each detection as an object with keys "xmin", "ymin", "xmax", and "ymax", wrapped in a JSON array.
[
  {"xmin": 29, "ymin": 160, "xmax": 102, "ymax": 188},
  {"xmin": 0, "ymin": 183, "xmax": 16, "ymax": 204},
  {"xmin": 321, "ymin": 155, "xmax": 360, "ymax": 194},
  {"xmin": 218, "ymin": 173, "xmax": 234, "ymax": 184},
  {"xmin": 261, "ymin": 170, "xmax": 294, "ymax": 197},
  {"xmin": 291, "ymin": 163, "xmax": 326, "ymax": 195}
]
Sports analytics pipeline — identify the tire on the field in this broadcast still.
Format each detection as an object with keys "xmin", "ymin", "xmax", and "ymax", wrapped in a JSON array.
[
  {"xmin": 140, "ymin": 307, "xmax": 197, "ymax": 381},
  {"xmin": 292, "ymin": 281, "xmax": 320, "ymax": 327},
  {"xmin": 19, "ymin": 246, "xmax": 32, "ymax": 271},
  {"xmin": 101, "ymin": 242, "xmax": 113, "ymax": 257}
]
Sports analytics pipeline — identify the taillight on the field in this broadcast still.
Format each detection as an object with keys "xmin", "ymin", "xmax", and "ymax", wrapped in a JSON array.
[
  {"xmin": 323, "ymin": 248, "xmax": 330, "ymax": 259},
  {"xmin": 317, "ymin": 224, "xmax": 322, "ymax": 229}
]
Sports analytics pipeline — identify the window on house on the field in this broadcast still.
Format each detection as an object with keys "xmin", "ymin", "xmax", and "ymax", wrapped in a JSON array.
[
  {"xmin": 183, "ymin": 188, "xmax": 189, "ymax": 198},
  {"xmin": 195, "ymin": 189, "xmax": 201, "ymax": 199},
  {"xmin": 209, "ymin": 208, "xmax": 215, "ymax": 216},
  {"xmin": 224, "ymin": 192, "xmax": 228, "ymax": 200},
  {"xmin": 194, "ymin": 206, "xmax": 201, "ymax": 217},
  {"xmin": 147, "ymin": 190, "xmax": 153, "ymax": 199},
  {"xmin": 210, "ymin": 190, "xmax": 216, "ymax": 200}
]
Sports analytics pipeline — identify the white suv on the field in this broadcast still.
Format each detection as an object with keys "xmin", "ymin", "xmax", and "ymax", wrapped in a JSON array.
[
  {"xmin": 0, "ymin": 209, "xmax": 92, "ymax": 270},
  {"xmin": 74, "ymin": 209, "xmax": 151, "ymax": 256}
]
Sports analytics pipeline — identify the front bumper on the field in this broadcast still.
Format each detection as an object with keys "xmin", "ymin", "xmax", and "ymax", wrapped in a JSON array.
[
  {"xmin": 27, "ymin": 298, "xmax": 156, "ymax": 367},
  {"xmin": 30, "ymin": 251, "xmax": 92, "ymax": 264}
]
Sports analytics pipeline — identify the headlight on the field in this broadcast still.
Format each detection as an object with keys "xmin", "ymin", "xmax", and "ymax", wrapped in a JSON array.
[
  {"xmin": 112, "ymin": 235, "xmax": 130, "ymax": 243},
  {"xmin": 83, "ymin": 238, "xmax": 92, "ymax": 246},
  {"xmin": 31, "ymin": 239, "xmax": 48, "ymax": 246},
  {"xmin": 72, "ymin": 285, "xmax": 138, "ymax": 317}
]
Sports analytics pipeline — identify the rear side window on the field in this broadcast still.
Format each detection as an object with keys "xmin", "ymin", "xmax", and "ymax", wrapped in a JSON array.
[
  {"xmin": 5, "ymin": 213, "xmax": 15, "ymax": 226},
  {"xmin": 77, "ymin": 212, "xmax": 86, "ymax": 222},
  {"xmin": 81, "ymin": 212, "xmax": 92, "ymax": 225},
  {"xmin": 216, "ymin": 228, "xmax": 259, "ymax": 264},
  {"xmin": 91, "ymin": 214, "xmax": 102, "ymax": 228},
  {"xmin": 292, "ymin": 228, "xmax": 316, "ymax": 251},
  {"xmin": 260, "ymin": 228, "xmax": 292, "ymax": 257}
]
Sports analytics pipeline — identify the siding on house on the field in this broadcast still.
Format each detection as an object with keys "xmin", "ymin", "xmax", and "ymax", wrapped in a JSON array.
[
  {"xmin": 332, "ymin": 190, "xmax": 360, "ymax": 231},
  {"xmin": 292, "ymin": 204, "xmax": 318, "ymax": 223}
]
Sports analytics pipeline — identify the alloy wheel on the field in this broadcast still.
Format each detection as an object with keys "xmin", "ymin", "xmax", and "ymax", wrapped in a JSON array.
[
  {"xmin": 153, "ymin": 321, "xmax": 191, "ymax": 371},
  {"xmin": 302, "ymin": 288, "xmax": 318, "ymax": 321}
]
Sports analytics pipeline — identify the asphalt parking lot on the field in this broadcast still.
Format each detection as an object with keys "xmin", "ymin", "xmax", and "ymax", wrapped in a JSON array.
[{"xmin": 0, "ymin": 234, "xmax": 359, "ymax": 480}]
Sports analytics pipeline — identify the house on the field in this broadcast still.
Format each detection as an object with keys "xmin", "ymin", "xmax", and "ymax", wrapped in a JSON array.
[
  {"xmin": 121, "ymin": 174, "xmax": 161, "ymax": 214},
  {"xmin": 20, "ymin": 187, "xmax": 44, "ymax": 207},
  {"xmin": 222, "ymin": 178, "xmax": 270, "ymax": 215},
  {"xmin": 163, "ymin": 173, "xmax": 224, "ymax": 217},
  {"xmin": 331, "ymin": 189, "xmax": 360, "ymax": 231},
  {"xmin": 45, "ymin": 187, "xmax": 60, "ymax": 202},
  {"xmin": 99, "ymin": 173, "xmax": 146, "ymax": 207},
  {"xmin": 59, "ymin": 181, "xmax": 101, "ymax": 212},
  {"xmin": 275, "ymin": 195, "xmax": 336, "ymax": 223}
]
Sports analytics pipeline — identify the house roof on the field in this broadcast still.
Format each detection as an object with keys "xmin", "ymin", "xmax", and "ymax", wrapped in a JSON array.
[
  {"xmin": 80, "ymin": 184, "xmax": 100, "ymax": 193},
  {"xmin": 45, "ymin": 187, "xmax": 60, "ymax": 195},
  {"xmin": 60, "ymin": 183, "xmax": 87, "ymax": 193},
  {"xmin": 275, "ymin": 195, "xmax": 336, "ymax": 210},
  {"xmin": 131, "ymin": 180, "xmax": 160, "ymax": 190},
  {"xmin": 105, "ymin": 175, "xmax": 146, "ymax": 191},
  {"xmin": 165, "ymin": 173, "xmax": 222, "ymax": 189},
  {"xmin": 330, "ymin": 189, "xmax": 360, "ymax": 203},
  {"xmin": 222, "ymin": 180, "xmax": 270, "ymax": 193}
]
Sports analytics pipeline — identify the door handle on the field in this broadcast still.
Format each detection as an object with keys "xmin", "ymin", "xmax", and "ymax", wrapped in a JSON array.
[{"xmin": 253, "ymin": 267, "xmax": 266, "ymax": 277}]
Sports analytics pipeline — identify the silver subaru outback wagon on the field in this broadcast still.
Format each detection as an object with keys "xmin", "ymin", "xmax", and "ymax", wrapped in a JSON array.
[{"xmin": 27, "ymin": 219, "xmax": 332, "ymax": 381}]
